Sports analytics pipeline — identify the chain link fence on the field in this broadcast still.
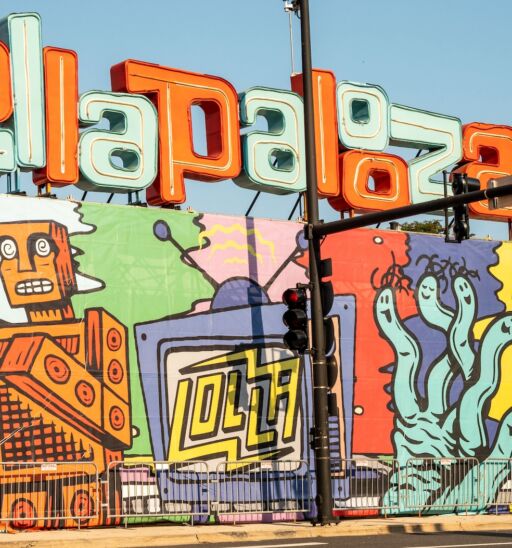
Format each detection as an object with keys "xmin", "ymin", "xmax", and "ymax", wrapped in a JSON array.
[
  {"xmin": 214, "ymin": 460, "xmax": 310, "ymax": 521},
  {"xmin": 0, "ymin": 461, "xmax": 99, "ymax": 530},
  {"xmin": 3, "ymin": 457, "xmax": 512, "ymax": 528}
]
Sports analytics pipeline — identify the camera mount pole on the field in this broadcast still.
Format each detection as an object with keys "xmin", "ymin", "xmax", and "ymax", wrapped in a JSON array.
[{"xmin": 297, "ymin": 0, "xmax": 334, "ymax": 525}]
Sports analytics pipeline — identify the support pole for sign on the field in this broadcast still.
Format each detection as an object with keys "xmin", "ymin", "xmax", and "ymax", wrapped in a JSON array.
[{"xmin": 298, "ymin": 0, "xmax": 333, "ymax": 525}]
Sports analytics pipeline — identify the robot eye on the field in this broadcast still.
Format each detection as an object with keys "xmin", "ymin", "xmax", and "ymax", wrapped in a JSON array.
[
  {"xmin": 0, "ymin": 238, "xmax": 17, "ymax": 260},
  {"xmin": 34, "ymin": 237, "xmax": 51, "ymax": 257}
]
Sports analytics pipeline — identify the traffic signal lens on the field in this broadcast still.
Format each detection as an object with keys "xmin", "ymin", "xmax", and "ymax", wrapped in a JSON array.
[
  {"xmin": 283, "ymin": 330, "xmax": 308, "ymax": 352},
  {"xmin": 321, "ymin": 281, "xmax": 334, "ymax": 317},
  {"xmin": 283, "ymin": 289, "xmax": 298, "ymax": 304},
  {"xmin": 326, "ymin": 355, "xmax": 338, "ymax": 387},
  {"xmin": 283, "ymin": 308, "xmax": 307, "ymax": 329},
  {"xmin": 282, "ymin": 287, "xmax": 307, "ymax": 306}
]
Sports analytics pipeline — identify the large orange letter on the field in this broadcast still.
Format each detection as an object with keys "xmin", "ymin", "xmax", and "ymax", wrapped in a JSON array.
[
  {"xmin": 329, "ymin": 150, "xmax": 410, "ymax": 213},
  {"xmin": 111, "ymin": 60, "xmax": 241, "ymax": 205},
  {"xmin": 0, "ymin": 41, "xmax": 15, "ymax": 174},
  {"xmin": 457, "ymin": 123, "xmax": 512, "ymax": 221},
  {"xmin": 33, "ymin": 47, "xmax": 79, "ymax": 187},
  {"xmin": 291, "ymin": 69, "xmax": 339, "ymax": 198},
  {"xmin": 0, "ymin": 41, "xmax": 12, "ymax": 122}
]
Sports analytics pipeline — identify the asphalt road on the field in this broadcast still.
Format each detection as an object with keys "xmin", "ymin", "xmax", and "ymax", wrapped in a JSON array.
[{"xmin": 157, "ymin": 529, "xmax": 512, "ymax": 548}]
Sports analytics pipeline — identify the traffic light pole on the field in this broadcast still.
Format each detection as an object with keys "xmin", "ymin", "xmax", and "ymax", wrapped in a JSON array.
[{"xmin": 298, "ymin": 0, "xmax": 334, "ymax": 525}]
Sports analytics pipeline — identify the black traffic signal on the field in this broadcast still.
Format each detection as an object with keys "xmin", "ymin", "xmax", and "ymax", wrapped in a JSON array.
[
  {"xmin": 445, "ymin": 172, "xmax": 480, "ymax": 243},
  {"xmin": 326, "ymin": 354, "xmax": 339, "ymax": 417},
  {"xmin": 282, "ymin": 286, "xmax": 308, "ymax": 354},
  {"xmin": 319, "ymin": 258, "xmax": 335, "ymax": 356},
  {"xmin": 320, "ymin": 258, "xmax": 338, "ymax": 416}
]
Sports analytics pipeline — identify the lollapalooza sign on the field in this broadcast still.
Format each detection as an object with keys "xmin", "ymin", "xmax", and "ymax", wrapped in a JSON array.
[{"xmin": 1, "ymin": 12, "xmax": 512, "ymax": 219}]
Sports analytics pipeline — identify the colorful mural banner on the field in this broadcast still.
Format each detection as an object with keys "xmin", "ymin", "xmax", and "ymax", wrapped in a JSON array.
[{"xmin": 1, "ymin": 195, "xmax": 512, "ymax": 526}]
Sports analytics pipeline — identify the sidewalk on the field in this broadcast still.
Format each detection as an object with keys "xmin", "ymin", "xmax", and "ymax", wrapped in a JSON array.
[{"xmin": 2, "ymin": 514, "xmax": 512, "ymax": 547}]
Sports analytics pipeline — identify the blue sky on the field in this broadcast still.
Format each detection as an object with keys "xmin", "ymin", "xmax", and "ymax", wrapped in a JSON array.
[{"xmin": 4, "ymin": 0, "xmax": 512, "ymax": 239}]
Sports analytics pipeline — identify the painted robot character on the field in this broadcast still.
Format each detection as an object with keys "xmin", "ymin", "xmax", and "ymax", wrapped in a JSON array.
[
  {"xmin": 0, "ymin": 221, "xmax": 77, "ymax": 323},
  {"xmin": 0, "ymin": 221, "xmax": 130, "ymax": 528}
]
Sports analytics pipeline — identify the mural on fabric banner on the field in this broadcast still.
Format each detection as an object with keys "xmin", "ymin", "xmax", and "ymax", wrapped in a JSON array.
[
  {"xmin": 3, "ymin": 194, "xmax": 512, "ymax": 526},
  {"xmin": 135, "ymin": 214, "xmax": 311, "ymax": 467},
  {"xmin": 0, "ymin": 199, "xmax": 129, "ymax": 527},
  {"xmin": 322, "ymin": 229, "xmax": 512, "ymax": 514},
  {"xmin": 0, "ymin": 196, "xmax": 354, "ymax": 527},
  {"xmin": 376, "ymin": 239, "xmax": 512, "ymax": 513},
  {"xmin": 132, "ymin": 212, "xmax": 352, "ymax": 516},
  {"xmin": 134, "ymin": 214, "xmax": 353, "ymax": 494}
]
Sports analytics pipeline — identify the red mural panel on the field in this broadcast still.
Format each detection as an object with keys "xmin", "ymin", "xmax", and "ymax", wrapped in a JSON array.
[{"xmin": 312, "ymin": 229, "xmax": 416, "ymax": 454}]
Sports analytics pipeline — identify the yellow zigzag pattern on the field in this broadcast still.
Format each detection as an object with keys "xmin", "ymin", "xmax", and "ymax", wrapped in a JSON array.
[
  {"xmin": 198, "ymin": 223, "xmax": 276, "ymax": 263},
  {"xmin": 209, "ymin": 241, "xmax": 264, "ymax": 263}
]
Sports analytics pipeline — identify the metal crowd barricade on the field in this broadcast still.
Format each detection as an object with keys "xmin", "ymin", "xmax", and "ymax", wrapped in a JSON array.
[
  {"xmin": 405, "ymin": 457, "xmax": 479, "ymax": 514},
  {"xmin": 483, "ymin": 458, "xmax": 512, "ymax": 514},
  {"xmin": 331, "ymin": 458, "xmax": 399, "ymax": 516},
  {"xmin": 106, "ymin": 460, "xmax": 209, "ymax": 523},
  {"xmin": 0, "ymin": 461, "xmax": 99, "ymax": 530},
  {"xmin": 214, "ymin": 460, "xmax": 310, "ymax": 519}
]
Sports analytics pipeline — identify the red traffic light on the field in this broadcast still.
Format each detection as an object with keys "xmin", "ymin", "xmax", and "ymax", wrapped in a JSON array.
[
  {"xmin": 282, "ymin": 286, "xmax": 308, "ymax": 354},
  {"xmin": 282, "ymin": 287, "xmax": 307, "ymax": 306}
]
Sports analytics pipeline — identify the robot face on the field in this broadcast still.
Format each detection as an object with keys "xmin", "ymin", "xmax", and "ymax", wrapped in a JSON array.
[{"xmin": 0, "ymin": 221, "xmax": 77, "ymax": 308}]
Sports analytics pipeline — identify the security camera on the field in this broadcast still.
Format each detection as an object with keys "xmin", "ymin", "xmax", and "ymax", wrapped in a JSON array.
[{"xmin": 283, "ymin": 0, "xmax": 300, "ymax": 13}]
